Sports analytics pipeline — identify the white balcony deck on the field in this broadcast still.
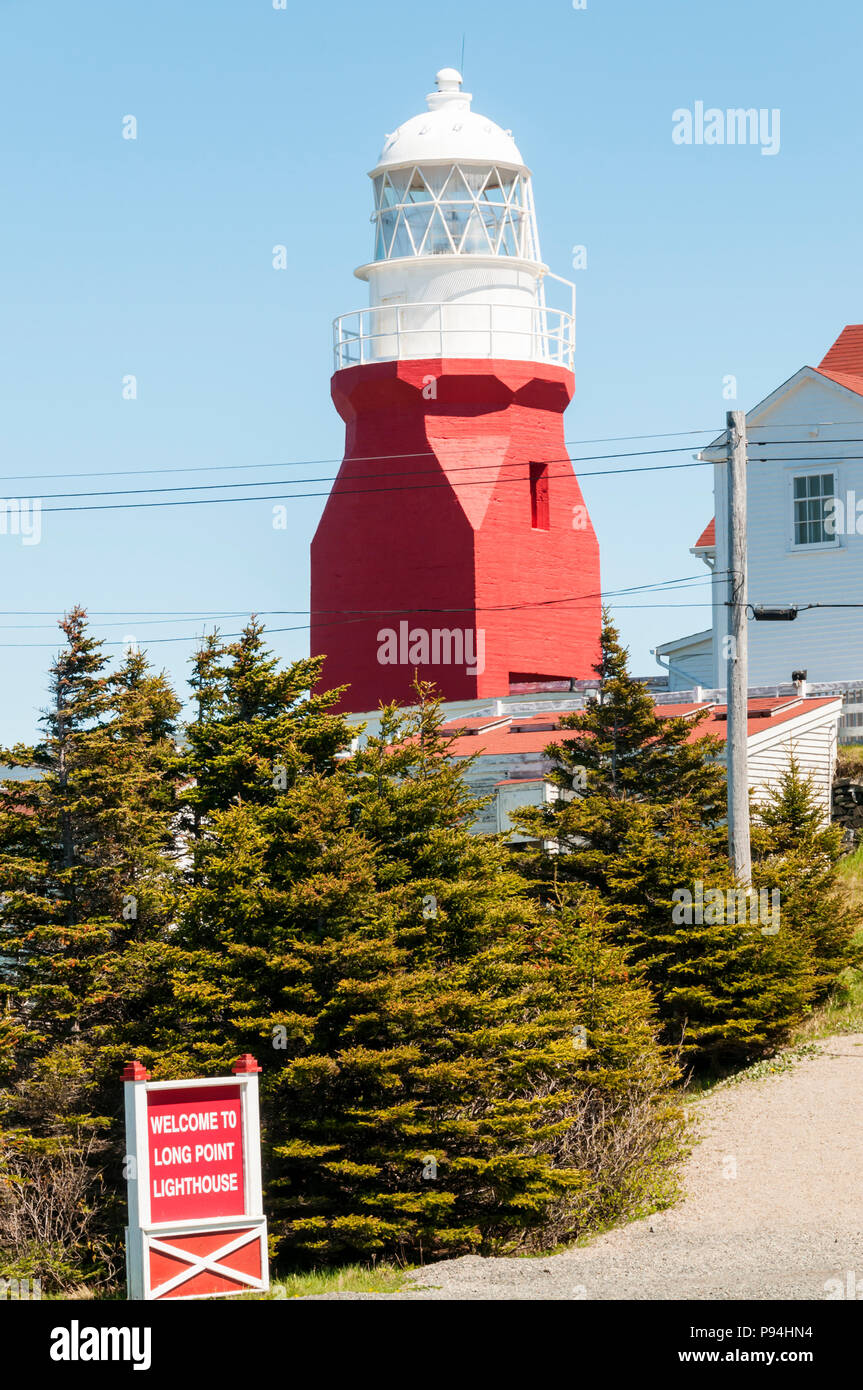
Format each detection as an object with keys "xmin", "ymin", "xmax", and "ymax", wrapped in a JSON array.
[{"xmin": 333, "ymin": 299, "xmax": 575, "ymax": 373}]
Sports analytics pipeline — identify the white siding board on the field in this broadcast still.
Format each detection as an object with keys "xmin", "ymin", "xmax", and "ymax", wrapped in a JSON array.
[{"xmin": 740, "ymin": 700, "xmax": 840, "ymax": 819}]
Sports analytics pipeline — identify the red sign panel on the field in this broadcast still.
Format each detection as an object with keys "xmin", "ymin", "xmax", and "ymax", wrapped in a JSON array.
[{"xmin": 147, "ymin": 1085, "xmax": 245, "ymax": 1223}]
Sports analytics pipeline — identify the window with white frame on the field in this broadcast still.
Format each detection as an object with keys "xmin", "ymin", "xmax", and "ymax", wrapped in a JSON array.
[{"xmin": 792, "ymin": 472, "xmax": 836, "ymax": 546}]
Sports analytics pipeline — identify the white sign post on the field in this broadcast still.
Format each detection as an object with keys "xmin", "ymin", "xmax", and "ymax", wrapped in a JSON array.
[{"xmin": 123, "ymin": 1055, "xmax": 269, "ymax": 1301}]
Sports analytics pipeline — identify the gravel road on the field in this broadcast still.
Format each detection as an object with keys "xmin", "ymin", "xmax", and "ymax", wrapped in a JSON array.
[{"xmin": 309, "ymin": 1034, "xmax": 863, "ymax": 1300}]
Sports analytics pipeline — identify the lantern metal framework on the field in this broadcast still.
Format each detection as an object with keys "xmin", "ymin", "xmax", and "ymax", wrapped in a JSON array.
[{"xmin": 370, "ymin": 163, "xmax": 539, "ymax": 262}]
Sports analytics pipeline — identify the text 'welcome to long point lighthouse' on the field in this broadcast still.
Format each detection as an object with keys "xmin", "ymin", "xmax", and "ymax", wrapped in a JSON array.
[{"xmin": 310, "ymin": 68, "xmax": 601, "ymax": 711}]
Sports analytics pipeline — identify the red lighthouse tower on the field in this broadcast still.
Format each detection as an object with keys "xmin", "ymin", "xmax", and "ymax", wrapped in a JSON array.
[{"xmin": 311, "ymin": 69, "xmax": 600, "ymax": 711}]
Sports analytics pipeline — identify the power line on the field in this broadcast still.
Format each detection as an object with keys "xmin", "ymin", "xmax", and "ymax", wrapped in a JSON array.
[
  {"xmin": 0, "ymin": 610, "xmax": 260, "ymax": 617},
  {"xmin": 0, "ymin": 435, "xmax": 726, "ymax": 486},
  {"xmin": 0, "ymin": 604, "xmax": 719, "ymax": 647},
  {"xmin": 25, "ymin": 458, "xmax": 719, "ymax": 516},
  {"xmin": 748, "ymin": 455, "xmax": 863, "ymax": 461},
  {"xmin": 0, "ymin": 573, "xmax": 724, "ymax": 647},
  {"xmin": 16, "ymin": 418, "xmax": 863, "ymax": 482},
  {"xmin": 3, "ymin": 446, "xmax": 718, "ymax": 512},
  {"xmin": 10, "ymin": 418, "xmax": 863, "ymax": 485},
  {"xmin": 0, "ymin": 446, "xmax": 712, "ymax": 505},
  {"xmin": 0, "ymin": 575, "xmax": 724, "ymax": 624},
  {"xmin": 7, "ymin": 432, "xmax": 862, "ymax": 515},
  {"xmin": 1, "ymin": 420, "xmax": 859, "ymax": 490},
  {"xmin": 746, "ymin": 438, "xmax": 863, "ymax": 446},
  {"xmin": 0, "ymin": 573, "xmax": 725, "ymax": 624},
  {"xmin": 754, "ymin": 603, "xmax": 863, "ymax": 611},
  {"xmin": 21, "ymin": 448, "xmax": 863, "ymax": 513}
]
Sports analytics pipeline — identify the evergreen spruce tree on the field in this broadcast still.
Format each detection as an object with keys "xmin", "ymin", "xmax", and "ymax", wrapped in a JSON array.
[
  {"xmin": 267, "ymin": 692, "xmax": 598, "ymax": 1260},
  {"xmin": 752, "ymin": 754, "xmax": 860, "ymax": 999},
  {"xmin": 605, "ymin": 803, "xmax": 813, "ymax": 1066},
  {"xmin": 0, "ymin": 615, "xmax": 182, "ymax": 1072},
  {"xmin": 512, "ymin": 613, "xmax": 726, "ymax": 893},
  {"xmin": 0, "ymin": 608, "xmax": 111, "ymax": 1072},
  {"xmin": 511, "ymin": 616, "xmax": 823, "ymax": 1069},
  {"xmin": 142, "ymin": 644, "xmax": 682, "ymax": 1263},
  {"xmin": 0, "ymin": 612, "xmax": 182, "ymax": 1286},
  {"xmin": 515, "ymin": 885, "xmax": 684, "ymax": 1236}
]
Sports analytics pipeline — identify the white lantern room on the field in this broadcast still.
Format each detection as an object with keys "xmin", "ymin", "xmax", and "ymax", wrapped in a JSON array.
[{"xmin": 333, "ymin": 69, "xmax": 575, "ymax": 370}]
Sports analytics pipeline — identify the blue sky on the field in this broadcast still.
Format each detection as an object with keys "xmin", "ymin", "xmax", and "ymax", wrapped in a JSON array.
[{"xmin": 0, "ymin": 0, "xmax": 860, "ymax": 741}]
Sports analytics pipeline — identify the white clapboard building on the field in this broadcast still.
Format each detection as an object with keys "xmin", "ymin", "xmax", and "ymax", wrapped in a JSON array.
[{"xmin": 657, "ymin": 326, "xmax": 863, "ymax": 723}]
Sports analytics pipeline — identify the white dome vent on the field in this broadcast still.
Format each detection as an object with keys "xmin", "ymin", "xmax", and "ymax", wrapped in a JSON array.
[{"xmin": 373, "ymin": 69, "xmax": 526, "ymax": 173}]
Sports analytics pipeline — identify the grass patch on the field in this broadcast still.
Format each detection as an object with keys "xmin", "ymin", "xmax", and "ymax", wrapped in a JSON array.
[
  {"xmin": 838, "ymin": 841, "xmax": 863, "ymax": 898},
  {"xmin": 710, "ymin": 1042, "xmax": 822, "ymax": 1090},
  {"xmin": 251, "ymin": 1262, "xmax": 409, "ymax": 1299},
  {"xmin": 798, "ymin": 847, "xmax": 863, "ymax": 1039},
  {"xmin": 836, "ymin": 744, "xmax": 863, "ymax": 779},
  {"xmin": 790, "ymin": 827, "xmax": 863, "ymax": 1041},
  {"xmin": 793, "ymin": 968, "xmax": 863, "ymax": 1042},
  {"xmin": 682, "ymin": 1042, "xmax": 823, "ymax": 1100}
]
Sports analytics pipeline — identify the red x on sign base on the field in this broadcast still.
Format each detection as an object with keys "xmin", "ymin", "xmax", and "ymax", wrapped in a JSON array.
[{"xmin": 147, "ymin": 1225, "xmax": 267, "ymax": 1300}]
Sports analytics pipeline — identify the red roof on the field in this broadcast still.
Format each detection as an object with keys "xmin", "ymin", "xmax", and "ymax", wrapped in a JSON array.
[
  {"xmin": 814, "ymin": 325, "xmax": 863, "ymax": 396},
  {"xmin": 659, "ymin": 697, "xmax": 840, "ymax": 740},
  {"xmin": 449, "ymin": 725, "xmax": 571, "ymax": 755},
  {"xmin": 693, "ymin": 517, "xmax": 715, "ymax": 550},
  {"xmin": 445, "ymin": 697, "xmax": 840, "ymax": 758},
  {"xmin": 441, "ymin": 716, "xmax": 510, "ymax": 735}
]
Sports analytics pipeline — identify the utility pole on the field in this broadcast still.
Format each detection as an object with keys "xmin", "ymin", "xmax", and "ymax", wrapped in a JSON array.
[{"xmin": 726, "ymin": 409, "xmax": 751, "ymax": 884}]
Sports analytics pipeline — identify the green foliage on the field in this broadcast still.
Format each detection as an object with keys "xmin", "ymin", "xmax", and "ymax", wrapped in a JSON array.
[
  {"xmin": 134, "ymin": 650, "xmax": 682, "ymax": 1263},
  {"xmin": 0, "ymin": 610, "xmax": 182, "ymax": 1078},
  {"xmin": 0, "ymin": 611, "xmax": 183, "ymax": 1287},
  {"xmin": 511, "ymin": 617, "xmax": 853, "ymax": 1070},
  {"xmin": 0, "ymin": 614, "xmax": 699, "ymax": 1278},
  {"xmin": 512, "ymin": 612, "xmax": 726, "ymax": 894},
  {"xmin": 265, "ymin": 1261, "xmax": 408, "ymax": 1299},
  {"xmin": 1, "ymin": 607, "xmax": 855, "ymax": 1284},
  {"xmin": 0, "ymin": 1044, "xmax": 119, "ymax": 1291},
  {"xmin": 605, "ymin": 804, "xmax": 813, "ymax": 1066},
  {"xmin": 752, "ymin": 754, "xmax": 861, "ymax": 998}
]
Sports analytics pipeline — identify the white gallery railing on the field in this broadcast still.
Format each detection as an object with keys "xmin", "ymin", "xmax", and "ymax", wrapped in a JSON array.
[{"xmin": 333, "ymin": 300, "xmax": 575, "ymax": 372}]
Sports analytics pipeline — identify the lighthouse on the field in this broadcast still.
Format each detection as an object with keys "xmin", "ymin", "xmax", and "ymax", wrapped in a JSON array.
[{"xmin": 311, "ymin": 68, "xmax": 601, "ymax": 710}]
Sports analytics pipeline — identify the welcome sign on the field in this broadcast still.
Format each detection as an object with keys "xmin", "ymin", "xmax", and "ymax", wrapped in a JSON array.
[
  {"xmin": 123, "ymin": 1057, "xmax": 269, "ymax": 1301},
  {"xmin": 148, "ymin": 1085, "xmax": 245, "ymax": 1221}
]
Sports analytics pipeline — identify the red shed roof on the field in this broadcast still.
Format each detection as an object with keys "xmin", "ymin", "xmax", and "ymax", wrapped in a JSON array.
[
  {"xmin": 441, "ymin": 715, "xmax": 511, "ymax": 735},
  {"xmin": 444, "ymin": 697, "xmax": 840, "ymax": 758},
  {"xmin": 693, "ymin": 517, "xmax": 715, "ymax": 550}
]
